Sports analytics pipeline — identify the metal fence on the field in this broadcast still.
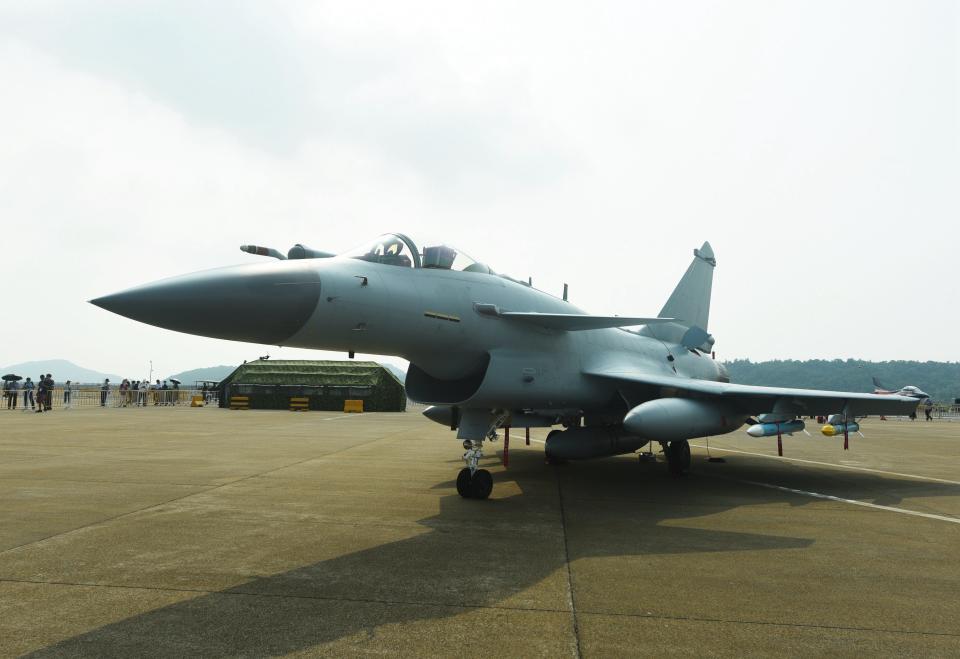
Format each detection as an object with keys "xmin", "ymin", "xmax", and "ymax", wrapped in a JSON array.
[
  {"xmin": 1, "ymin": 387, "xmax": 218, "ymax": 410},
  {"xmin": 922, "ymin": 404, "xmax": 960, "ymax": 420}
]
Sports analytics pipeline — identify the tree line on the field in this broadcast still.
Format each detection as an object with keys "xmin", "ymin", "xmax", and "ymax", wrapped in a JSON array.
[{"xmin": 722, "ymin": 359, "xmax": 960, "ymax": 403}]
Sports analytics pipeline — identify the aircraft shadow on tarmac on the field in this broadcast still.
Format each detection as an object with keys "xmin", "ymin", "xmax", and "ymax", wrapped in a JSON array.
[{"xmin": 28, "ymin": 450, "xmax": 957, "ymax": 657}]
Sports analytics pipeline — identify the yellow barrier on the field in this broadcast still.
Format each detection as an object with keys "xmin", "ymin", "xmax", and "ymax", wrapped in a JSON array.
[
  {"xmin": 190, "ymin": 395, "xmax": 204, "ymax": 407},
  {"xmin": 289, "ymin": 396, "xmax": 309, "ymax": 411},
  {"xmin": 344, "ymin": 399, "xmax": 364, "ymax": 413},
  {"xmin": 229, "ymin": 396, "xmax": 249, "ymax": 410}
]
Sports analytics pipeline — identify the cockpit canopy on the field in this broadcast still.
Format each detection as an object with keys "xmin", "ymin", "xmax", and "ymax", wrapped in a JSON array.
[{"xmin": 341, "ymin": 233, "xmax": 492, "ymax": 274}]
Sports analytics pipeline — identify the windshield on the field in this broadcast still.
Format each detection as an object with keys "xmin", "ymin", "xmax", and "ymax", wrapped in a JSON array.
[
  {"xmin": 341, "ymin": 233, "xmax": 491, "ymax": 274},
  {"xmin": 342, "ymin": 233, "xmax": 419, "ymax": 268}
]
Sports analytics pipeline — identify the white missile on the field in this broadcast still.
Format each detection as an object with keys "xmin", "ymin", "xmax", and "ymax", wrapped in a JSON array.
[{"xmin": 746, "ymin": 419, "xmax": 805, "ymax": 437}]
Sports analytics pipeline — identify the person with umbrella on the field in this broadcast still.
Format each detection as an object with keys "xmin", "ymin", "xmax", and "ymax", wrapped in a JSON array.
[
  {"xmin": 2, "ymin": 374, "xmax": 21, "ymax": 410},
  {"xmin": 170, "ymin": 378, "xmax": 181, "ymax": 406}
]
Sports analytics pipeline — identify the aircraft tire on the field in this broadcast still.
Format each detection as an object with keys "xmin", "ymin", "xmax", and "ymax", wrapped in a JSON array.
[
  {"xmin": 544, "ymin": 430, "xmax": 567, "ymax": 465},
  {"xmin": 667, "ymin": 440, "xmax": 691, "ymax": 477},
  {"xmin": 471, "ymin": 469, "xmax": 493, "ymax": 500},
  {"xmin": 456, "ymin": 468, "xmax": 473, "ymax": 498}
]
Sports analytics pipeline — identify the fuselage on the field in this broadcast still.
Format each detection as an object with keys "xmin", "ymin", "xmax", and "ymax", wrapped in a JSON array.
[
  {"xmin": 278, "ymin": 257, "xmax": 727, "ymax": 415},
  {"xmin": 91, "ymin": 241, "xmax": 728, "ymax": 420}
]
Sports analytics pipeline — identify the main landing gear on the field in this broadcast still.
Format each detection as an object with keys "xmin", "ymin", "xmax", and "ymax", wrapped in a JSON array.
[
  {"xmin": 664, "ymin": 439, "xmax": 691, "ymax": 477},
  {"xmin": 457, "ymin": 440, "xmax": 493, "ymax": 499}
]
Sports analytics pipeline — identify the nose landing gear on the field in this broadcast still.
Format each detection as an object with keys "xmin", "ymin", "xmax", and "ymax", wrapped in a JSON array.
[{"xmin": 457, "ymin": 440, "xmax": 493, "ymax": 499}]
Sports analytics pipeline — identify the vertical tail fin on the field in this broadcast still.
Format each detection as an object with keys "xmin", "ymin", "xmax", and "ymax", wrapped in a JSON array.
[
  {"xmin": 641, "ymin": 242, "xmax": 716, "ymax": 351},
  {"xmin": 658, "ymin": 242, "xmax": 715, "ymax": 331}
]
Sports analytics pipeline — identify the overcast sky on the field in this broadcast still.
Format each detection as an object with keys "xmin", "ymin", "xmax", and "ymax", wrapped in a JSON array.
[{"xmin": 1, "ymin": 1, "xmax": 956, "ymax": 379}]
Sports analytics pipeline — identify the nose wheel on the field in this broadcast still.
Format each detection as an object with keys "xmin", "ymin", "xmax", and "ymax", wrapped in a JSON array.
[
  {"xmin": 457, "ymin": 440, "xmax": 493, "ymax": 499},
  {"xmin": 457, "ymin": 467, "xmax": 493, "ymax": 499}
]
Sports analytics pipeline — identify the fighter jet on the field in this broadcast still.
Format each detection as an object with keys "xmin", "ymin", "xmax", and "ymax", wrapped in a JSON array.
[
  {"xmin": 91, "ymin": 233, "xmax": 920, "ymax": 499},
  {"xmin": 872, "ymin": 376, "xmax": 930, "ymax": 400}
]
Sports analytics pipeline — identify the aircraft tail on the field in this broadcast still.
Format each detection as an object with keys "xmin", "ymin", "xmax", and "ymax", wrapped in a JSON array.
[
  {"xmin": 658, "ymin": 242, "xmax": 715, "ymax": 331},
  {"xmin": 872, "ymin": 376, "xmax": 892, "ymax": 392},
  {"xmin": 640, "ymin": 242, "xmax": 716, "ymax": 351}
]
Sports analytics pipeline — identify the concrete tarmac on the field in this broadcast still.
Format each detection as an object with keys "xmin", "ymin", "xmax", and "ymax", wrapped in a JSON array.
[{"xmin": 0, "ymin": 408, "xmax": 958, "ymax": 657}]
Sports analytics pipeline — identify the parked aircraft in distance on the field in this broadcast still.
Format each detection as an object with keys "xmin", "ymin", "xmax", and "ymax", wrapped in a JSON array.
[
  {"xmin": 92, "ymin": 234, "xmax": 920, "ymax": 499},
  {"xmin": 872, "ymin": 377, "xmax": 930, "ymax": 400}
]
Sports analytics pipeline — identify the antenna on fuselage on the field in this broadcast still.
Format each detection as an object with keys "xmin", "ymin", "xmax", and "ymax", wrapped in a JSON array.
[{"xmin": 562, "ymin": 283, "xmax": 569, "ymax": 302}]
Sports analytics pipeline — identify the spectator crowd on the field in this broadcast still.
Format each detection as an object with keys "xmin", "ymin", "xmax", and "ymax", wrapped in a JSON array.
[
  {"xmin": 2, "ymin": 373, "xmax": 67, "ymax": 412},
  {"xmin": 3, "ymin": 374, "xmax": 186, "ymax": 410}
]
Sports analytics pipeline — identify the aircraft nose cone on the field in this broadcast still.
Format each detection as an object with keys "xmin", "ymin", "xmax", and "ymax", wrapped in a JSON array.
[{"xmin": 91, "ymin": 261, "xmax": 321, "ymax": 345}]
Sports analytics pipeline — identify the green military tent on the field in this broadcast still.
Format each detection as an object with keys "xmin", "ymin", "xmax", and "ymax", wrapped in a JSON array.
[{"xmin": 218, "ymin": 360, "xmax": 406, "ymax": 411}]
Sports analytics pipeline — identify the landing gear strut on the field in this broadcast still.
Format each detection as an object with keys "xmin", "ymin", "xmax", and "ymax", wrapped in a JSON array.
[
  {"xmin": 665, "ymin": 440, "xmax": 691, "ymax": 476},
  {"xmin": 457, "ymin": 440, "xmax": 493, "ymax": 499}
]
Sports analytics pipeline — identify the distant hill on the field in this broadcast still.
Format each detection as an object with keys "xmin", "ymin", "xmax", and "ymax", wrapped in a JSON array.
[
  {"xmin": 724, "ymin": 359, "xmax": 960, "ymax": 403},
  {"xmin": 0, "ymin": 359, "xmax": 121, "ymax": 384},
  {"xmin": 165, "ymin": 365, "xmax": 237, "ymax": 384}
]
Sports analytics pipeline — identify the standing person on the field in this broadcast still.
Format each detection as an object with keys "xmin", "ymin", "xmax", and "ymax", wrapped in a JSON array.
[
  {"xmin": 8, "ymin": 379, "xmax": 19, "ymax": 410},
  {"xmin": 100, "ymin": 379, "xmax": 110, "ymax": 407},
  {"xmin": 63, "ymin": 380, "xmax": 72, "ymax": 409},
  {"xmin": 924, "ymin": 399, "xmax": 934, "ymax": 421},
  {"xmin": 2, "ymin": 380, "xmax": 9, "ymax": 409},
  {"xmin": 43, "ymin": 374, "xmax": 54, "ymax": 411},
  {"xmin": 154, "ymin": 380, "xmax": 161, "ymax": 405},
  {"xmin": 22, "ymin": 377, "xmax": 35, "ymax": 410},
  {"xmin": 171, "ymin": 380, "xmax": 180, "ymax": 406},
  {"xmin": 35, "ymin": 375, "xmax": 47, "ymax": 413},
  {"xmin": 161, "ymin": 380, "xmax": 170, "ymax": 406},
  {"xmin": 119, "ymin": 379, "xmax": 129, "ymax": 407}
]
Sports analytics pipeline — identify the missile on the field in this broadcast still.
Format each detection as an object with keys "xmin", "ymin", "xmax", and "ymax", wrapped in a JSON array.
[
  {"xmin": 746, "ymin": 419, "xmax": 805, "ymax": 437},
  {"xmin": 821, "ymin": 422, "xmax": 860, "ymax": 437}
]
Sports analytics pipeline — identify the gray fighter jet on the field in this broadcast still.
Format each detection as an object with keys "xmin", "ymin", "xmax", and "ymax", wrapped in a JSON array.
[
  {"xmin": 91, "ymin": 233, "xmax": 920, "ymax": 499},
  {"xmin": 872, "ymin": 377, "xmax": 930, "ymax": 400}
]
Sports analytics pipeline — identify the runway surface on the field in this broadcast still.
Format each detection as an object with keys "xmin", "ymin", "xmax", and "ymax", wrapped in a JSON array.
[{"xmin": 0, "ymin": 408, "xmax": 958, "ymax": 657}]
